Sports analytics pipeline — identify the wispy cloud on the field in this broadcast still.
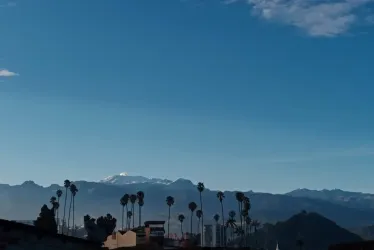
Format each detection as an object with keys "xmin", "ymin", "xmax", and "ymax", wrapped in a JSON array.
[
  {"xmin": 0, "ymin": 1, "xmax": 16, "ymax": 7},
  {"xmin": 224, "ymin": 0, "xmax": 374, "ymax": 36},
  {"xmin": 0, "ymin": 69, "xmax": 19, "ymax": 77}
]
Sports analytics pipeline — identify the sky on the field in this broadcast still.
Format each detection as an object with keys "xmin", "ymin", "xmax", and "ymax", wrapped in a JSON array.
[{"xmin": 1, "ymin": 0, "xmax": 374, "ymax": 194}]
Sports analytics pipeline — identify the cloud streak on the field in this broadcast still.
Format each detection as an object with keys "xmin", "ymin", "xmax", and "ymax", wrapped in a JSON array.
[
  {"xmin": 0, "ymin": 69, "xmax": 19, "ymax": 77},
  {"xmin": 224, "ymin": 0, "xmax": 374, "ymax": 36}
]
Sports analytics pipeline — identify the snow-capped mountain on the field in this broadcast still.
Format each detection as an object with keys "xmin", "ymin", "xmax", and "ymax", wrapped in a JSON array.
[{"xmin": 101, "ymin": 172, "xmax": 173, "ymax": 185}]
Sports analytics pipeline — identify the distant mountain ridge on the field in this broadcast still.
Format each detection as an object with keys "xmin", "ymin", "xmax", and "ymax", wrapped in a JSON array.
[
  {"xmin": 2, "ymin": 173, "xmax": 374, "ymax": 233},
  {"xmin": 101, "ymin": 172, "xmax": 173, "ymax": 185},
  {"xmin": 286, "ymin": 188, "xmax": 374, "ymax": 209}
]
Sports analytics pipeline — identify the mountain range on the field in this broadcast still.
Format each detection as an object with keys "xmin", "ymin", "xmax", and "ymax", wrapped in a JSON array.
[{"xmin": 1, "ymin": 173, "xmax": 374, "ymax": 235}]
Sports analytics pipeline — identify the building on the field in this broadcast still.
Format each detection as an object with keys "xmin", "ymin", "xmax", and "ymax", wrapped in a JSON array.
[
  {"xmin": 144, "ymin": 220, "xmax": 165, "ymax": 246},
  {"xmin": 203, "ymin": 224, "xmax": 227, "ymax": 247}
]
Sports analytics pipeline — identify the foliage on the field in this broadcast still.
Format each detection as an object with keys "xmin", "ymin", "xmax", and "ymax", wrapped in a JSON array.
[{"xmin": 34, "ymin": 204, "xmax": 57, "ymax": 234}]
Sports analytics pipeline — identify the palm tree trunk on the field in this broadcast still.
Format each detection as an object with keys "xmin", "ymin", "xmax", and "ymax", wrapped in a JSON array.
[
  {"xmin": 72, "ymin": 197, "xmax": 75, "ymax": 237},
  {"xmin": 125, "ymin": 205, "xmax": 128, "ymax": 230},
  {"xmin": 56, "ymin": 197, "xmax": 60, "ymax": 232},
  {"xmin": 121, "ymin": 206, "xmax": 124, "ymax": 231},
  {"xmin": 132, "ymin": 204, "xmax": 135, "ymax": 228},
  {"xmin": 220, "ymin": 201, "xmax": 225, "ymax": 247},
  {"xmin": 181, "ymin": 222, "xmax": 183, "ymax": 239},
  {"xmin": 197, "ymin": 219, "xmax": 200, "ymax": 236},
  {"xmin": 67, "ymin": 194, "xmax": 73, "ymax": 236},
  {"xmin": 199, "ymin": 192, "xmax": 204, "ymax": 246},
  {"xmin": 190, "ymin": 211, "xmax": 193, "ymax": 235},
  {"xmin": 167, "ymin": 206, "xmax": 171, "ymax": 238},
  {"xmin": 138, "ymin": 205, "xmax": 141, "ymax": 227},
  {"xmin": 62, "ymin": 188, "xmax": 68, "ymax": 234}
]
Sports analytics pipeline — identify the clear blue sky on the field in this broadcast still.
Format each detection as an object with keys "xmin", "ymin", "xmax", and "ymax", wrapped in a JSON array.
[{"xmin": 1, "ymin": 0, "xmax": 374, "ymax": 193}]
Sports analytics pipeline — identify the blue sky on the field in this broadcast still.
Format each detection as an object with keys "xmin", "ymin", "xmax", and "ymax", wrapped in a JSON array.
[{"xmin": 1, "ymin": 0, "xmax": 374, "ymax": 193}]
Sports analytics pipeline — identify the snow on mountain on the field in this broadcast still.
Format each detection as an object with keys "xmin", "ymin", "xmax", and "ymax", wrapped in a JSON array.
[{"xmin": 101, "ymin": 172, "xmax": 173, "ymax": 185}]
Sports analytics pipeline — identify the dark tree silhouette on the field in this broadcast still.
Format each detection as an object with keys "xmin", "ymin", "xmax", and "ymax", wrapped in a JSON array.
[
  {"xmin": 178, "ymin": 214, "xmax": 186, "ymax": 239},
  {"xmin": 188, "ymin": 201, "xmax": 197, "ymax": 235},
  {"xmin": 62, "ymin": 179, "xmax": 71, "ymax": 234},
  {"xmin": 166, "ymin": 196, "xmax": 175, "ymax": 238},
  {"xmin": 197, "ymin": 182, "xmax": 205, "ymax": 245},
  {"xmin": 56, "ymin": 189, "xmax": 62, "ymax": 230},
  {"xmin": 34, "ymin": 204, "xmax": 57, "ymax": 234}
]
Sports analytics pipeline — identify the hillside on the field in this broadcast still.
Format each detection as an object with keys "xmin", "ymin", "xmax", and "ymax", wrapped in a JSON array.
[{"xmin": 245, "ymin": 212, "xmax": 363, "ymax": 250}]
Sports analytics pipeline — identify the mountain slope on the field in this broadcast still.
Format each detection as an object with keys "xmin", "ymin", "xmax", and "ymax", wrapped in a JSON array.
[
  {"xmin": 1, "ymin": 176, "xmax": 374, "ymax": 232},
  {"xmin": 286, "ymin": 188, "xmax": 374, "ymax": 210},
  {"xmin": 248, "ymin": 212, "xmax": 363, "ymax": 250}
]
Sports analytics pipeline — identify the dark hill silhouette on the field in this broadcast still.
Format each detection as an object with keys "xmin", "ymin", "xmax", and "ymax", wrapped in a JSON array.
[{"xmin": 245, "ymin": 211, "xmax": 363, "ymax": 250}]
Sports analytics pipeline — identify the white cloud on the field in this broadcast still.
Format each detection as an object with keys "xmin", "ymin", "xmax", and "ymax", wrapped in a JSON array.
[
  {"xmin": 246, "ymin": 0, "xmax": 374, "ymax": 36},
  {"xmin": 0, "ymin": 69, "xmax": 19, "ymax": 77},
  {"xmin": 221, "ymin": 0, "xmax": 374, "ymax": 36}
]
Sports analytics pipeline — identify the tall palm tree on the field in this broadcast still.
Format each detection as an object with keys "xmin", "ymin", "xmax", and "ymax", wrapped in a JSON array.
[
  {"xmin": 120, "ymin": 195, "xmax": 127, "ymax": 231},
  {"xmin": 166, "ymin": 196, "xmax": 175, "ymax": 238},
  {"xmin": 188, "ymin": 202, "xmax": 197, "ymax": 235},
  {"xmin": 68, "ymin": 183, "xmax": 78, "ymax": 236},
  {"xmin": 129, "ymin": 194, "xmax": 137, "ymax": 228},
  {"xmin": 137, "ymin": 191, "xmax": 145, "ymax": 227},
  {"xmin": 196, "ymin": 209, "xmax": 203, "ymax": 236},
  {"xmin": 56, "ymin": 189, "xmax": 63, "ymax": 231},
  {"xmin": 122, "ymin": 194, "xmax": 130, "ymax": 230},
  {"xmin": 217, "ymin": 191, "xmax": 225, "ymax": 246},
  {"xmin": 178, "ymin": 214, "xmax": 185, "ymax": 239},
  {"xmin": 127, "ymin": 211, "xmax": 133, "ymax": 229},
  {"xmin": 242, "ymin": 196, "xmax": 251, "ymax": 246},
  {"xmin": 235, "ymin": 192, "xmax": 244, "ymax": 231},
  {"xmin": 62, "ymin": 179, "xmax": 71, "ymax": 234},
  {"xmin": 197, "ymin": 182, "xmax": 205, "ymax": 245}
]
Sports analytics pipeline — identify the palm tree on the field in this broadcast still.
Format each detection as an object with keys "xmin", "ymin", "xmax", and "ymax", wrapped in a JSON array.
[
  {"xmin": 196, "ymin": 209, "xmax": 203, "ymax": 236},
  {"xmin": 197, "ymin": 182, "xmax": 205, "ymax": 245},
  {"xmin": 62, "ymin": 179, "xmax": 71, "ymax": 234},
  {"xmin": 188, "ymin": 201, "xmax": 197, "ymax": 235},
  {"xmin": 166, "ymin": 196, "xmax": 175, "ymax": 238},
  {"xmin": 213, "ymin": 213, "xmax": 220, "ymax": 246},
  {"xmin": 235, "ymin": 192, "xmax": 244, "ymax": 230},
  {"xmin": 56, "ymin": 189, "xmax": 63, "ymax": 231},
  {"xmin": 217, "ymin": 191, "xmax": 225, "ymax": 246},
  {"xmin": 122, "ymin": 194, "xmax": 130, "ymax": 229},
  {"xmin": 50, "ymin": 196, "xmax": 57, "ymax": 205},
  {"xmin": 178, "ymin": 214, "xmax": 185, "ymax": 239},
  {"xmin": 120, "ymin": 195, "xmax": 127, "ymax": 231},
  {"xmin": 137, "ymin": 191, "xmax": 145, "ymax": 227},
  {"xmin": 127, "ymin": 211, "xmax": 133, "ymax": 229},
  {"xmin": 242, "ymin": 196, "xmax": 251, "ymax": 246},
  {"xmin": 129, "ymin": 194, "xmax": 137, "ymax": 228},
  {"xmin": 68, "ymin": 183, "xmax": 78, "ymax": 236}
]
